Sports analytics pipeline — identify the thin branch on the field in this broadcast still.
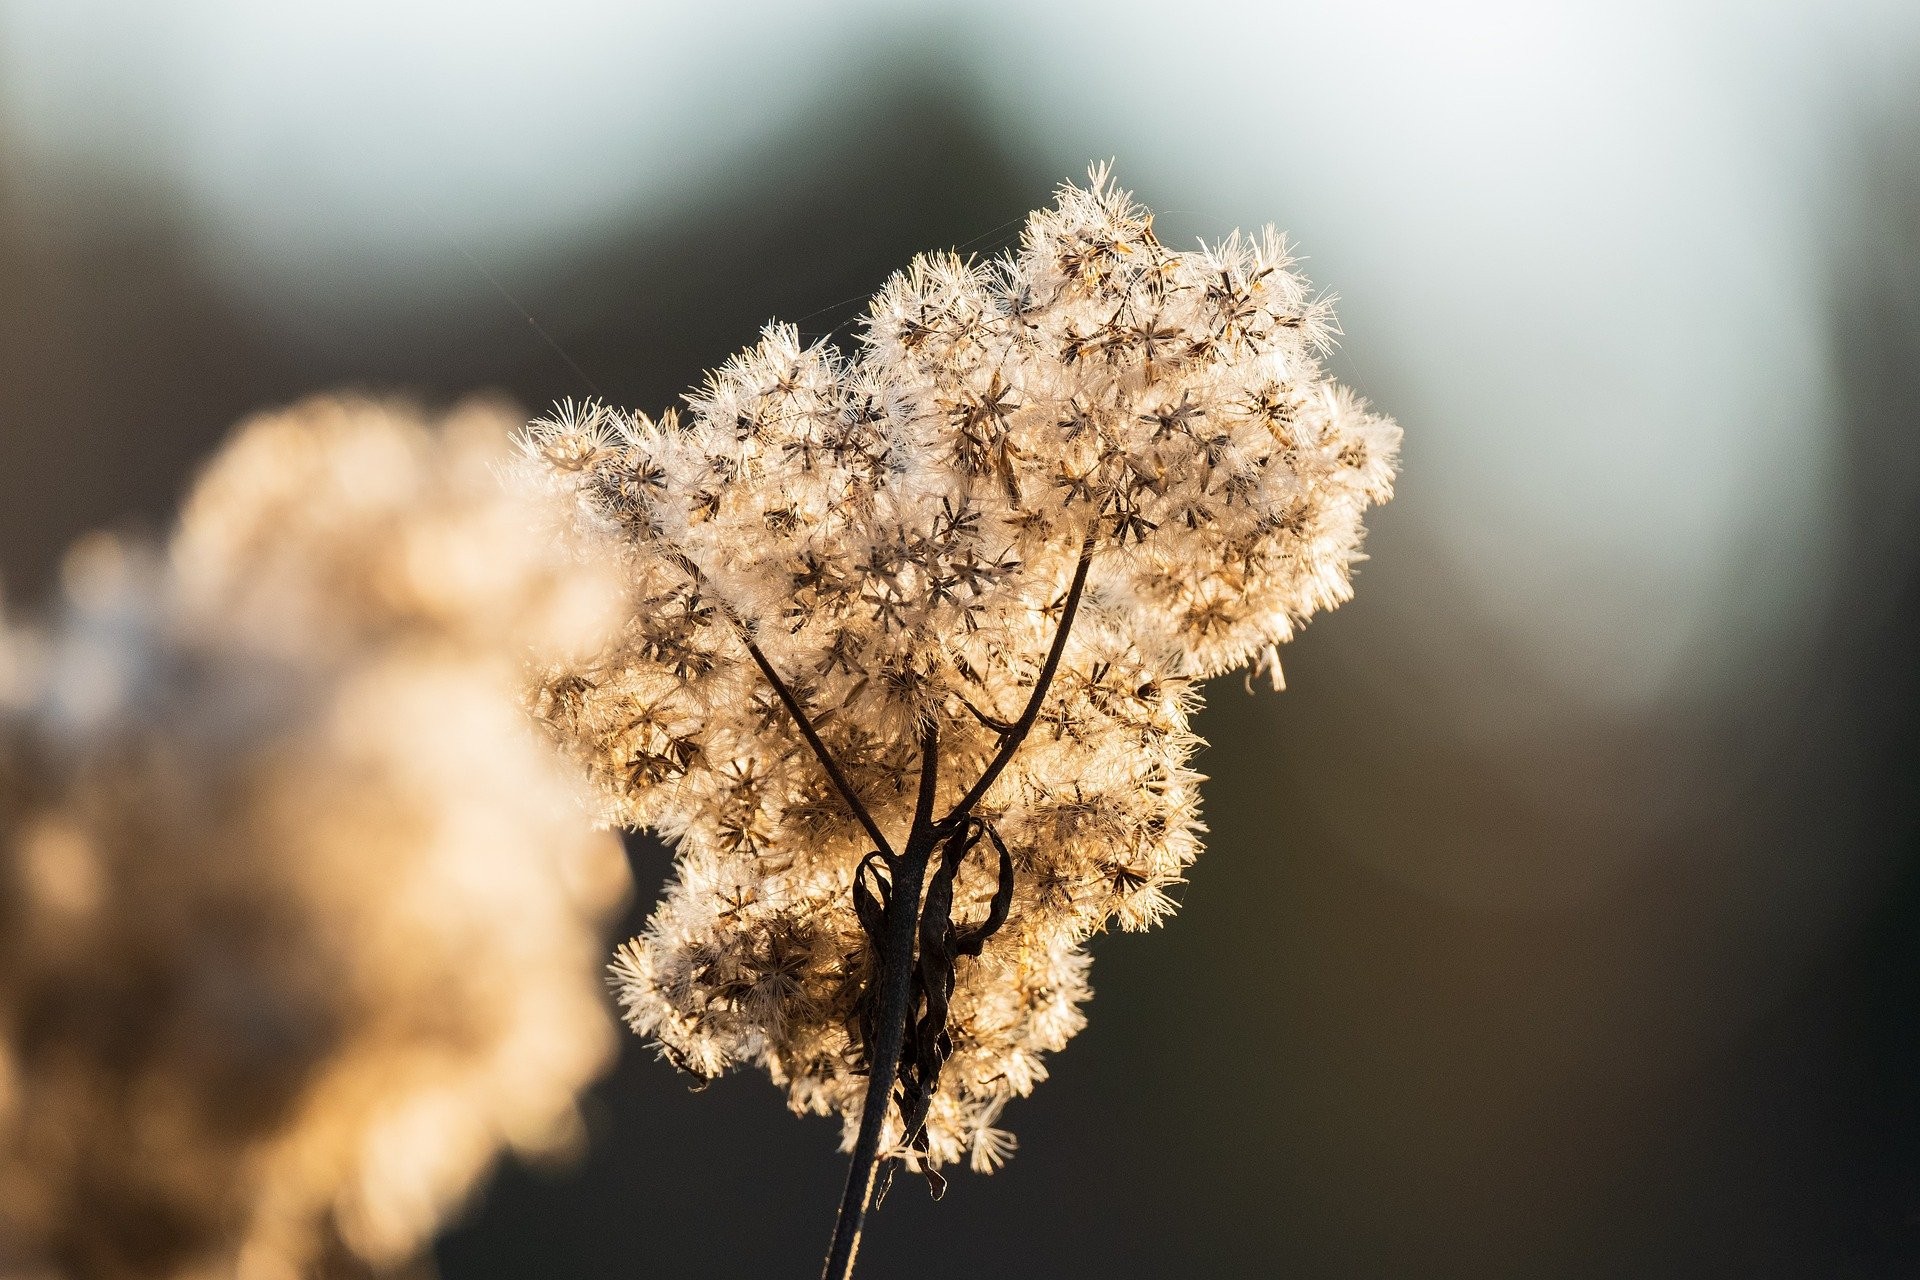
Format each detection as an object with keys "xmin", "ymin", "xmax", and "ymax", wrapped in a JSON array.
[
  {"xmin": 660, "ymin": 549, "xmax": 895, "ymax": 860},
  {"xmin": 938, "ymin": 531, "xmax": 1097, "ymax": 834},
  {"xmin": 741, "ymin": 632, "xmax": 896, "ymax": 862},
  {"xmin": 954, "ymin": 691, "xmax": 1016, "ymax": 735}
]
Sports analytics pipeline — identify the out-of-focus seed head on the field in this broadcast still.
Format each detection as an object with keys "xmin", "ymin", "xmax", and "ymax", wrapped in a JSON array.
[{"xmin": 0, "ymin": 398, "xmax": 631, "ymax": 1279}]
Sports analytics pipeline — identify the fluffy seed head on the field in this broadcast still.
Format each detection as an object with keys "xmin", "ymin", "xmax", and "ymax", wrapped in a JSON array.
[{"xmin": 522, "ymin": 169, "xmax": 1400, "ymax": 1171}]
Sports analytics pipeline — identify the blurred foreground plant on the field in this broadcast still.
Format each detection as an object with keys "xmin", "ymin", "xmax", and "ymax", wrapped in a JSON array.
[
  {"xmin": 521, "ymin": 168, "xmax": 1400, "ymax": 1278},
  {"xmin": 0, "ymin": 398, "xmax": 629, "ymax": 1280}
]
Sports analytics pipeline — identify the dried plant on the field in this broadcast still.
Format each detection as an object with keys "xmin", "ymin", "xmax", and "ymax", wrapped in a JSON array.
[
  {"xmin": 0, "ymin": 398, "xmax": 629, "ymax": 1280},
  {"xmin": 520, "ymin": 168, "xmax": 1400, "ymax": 1276}
]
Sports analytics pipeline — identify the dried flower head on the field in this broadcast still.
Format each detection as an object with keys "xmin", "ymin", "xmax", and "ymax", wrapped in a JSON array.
[
  {"xmin": 520, "ymin": 169, "xmax": 1399, "ymax": 1190},
  {"xmin": 0, "ymin": 398, "xmax": 629, "ymax": 1280},
  {"xmin": 171, "ymin": 393, "xmax": 615, "ymax": 671}
]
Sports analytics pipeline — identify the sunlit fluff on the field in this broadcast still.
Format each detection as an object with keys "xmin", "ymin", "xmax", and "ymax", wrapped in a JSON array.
[
  {"xmin": 521, "ymin": 170, "xmax": 1399, "ymax": 1173},
  {"xmin": 0, "ymin": 398, "xmax": 629, "ymax": 1280}
]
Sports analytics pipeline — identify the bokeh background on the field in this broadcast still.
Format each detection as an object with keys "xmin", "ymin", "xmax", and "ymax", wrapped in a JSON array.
[{"xmin": 3, "ymin": 2, "xmax": 1918, "ymax": 1276}]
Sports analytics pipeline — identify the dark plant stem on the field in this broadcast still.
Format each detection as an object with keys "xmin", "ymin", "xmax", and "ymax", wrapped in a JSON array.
[
  {"xmin": 821, "ymin": 537, "xmax": 1097, "ymax": 1280},
  {"xmin": 822, "ymin": 726, "xmax": 940, "ymax": 1280},
  {"xmin": 820, "ymin": 826, "xmax": 930, "ymax": 1280}
]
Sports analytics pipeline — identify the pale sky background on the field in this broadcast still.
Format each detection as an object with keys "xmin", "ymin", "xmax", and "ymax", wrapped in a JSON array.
[{"xmin": 2, "ymin": 0, "xmax": 1917, "ymax": 715}]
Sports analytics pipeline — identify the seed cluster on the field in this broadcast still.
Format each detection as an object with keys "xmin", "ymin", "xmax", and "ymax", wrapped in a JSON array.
[
  {"xmin": 522, "ymin": 170, "xmax": 1399, "ymax": 1173},
  {"xmin": 0, "ymin": 399, "xmax": 629, "ymax": 1279}
]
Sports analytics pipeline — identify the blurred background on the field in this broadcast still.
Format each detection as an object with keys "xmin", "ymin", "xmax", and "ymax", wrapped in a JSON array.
[{"xmin": 2, "ymin": 1, "xmax": 1917, "ymax": 1276}]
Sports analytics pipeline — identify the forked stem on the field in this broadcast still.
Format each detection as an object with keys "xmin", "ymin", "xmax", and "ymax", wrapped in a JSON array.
[
  {"xmin": 820, "ymin": 538, "xmax": 1098, "ymax": 1280},
  {"xmin": 821, "ymin": 725, "xmax": 939, "ymax": 1279}
]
